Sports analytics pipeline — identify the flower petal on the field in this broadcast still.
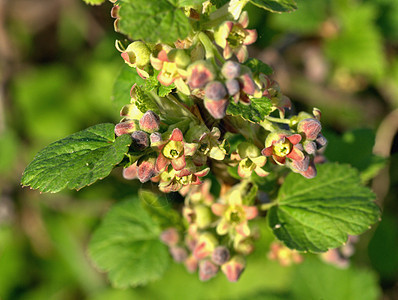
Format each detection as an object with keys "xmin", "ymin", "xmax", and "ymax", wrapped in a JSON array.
[
  {"xmin": 261, "ymin": 146, "xmax": 273, "ymax": 157},
  {"xmin": 156, "ymin": 153, "xmax": 170, "ymax": 172},
  {"xmin": 286, "ymin": 146, "xmax": 305, "ymax": 161},
  {"xmin": 235, "ymin": 46, "xmax": 248, "ymax": 63},
  {"xmin": 254, "ymin": 166, "xmax": 269, "ymax": 177},
  {"xmin": 184, "ymin": 143, "xmax": 198, "ymax": 156},
  {"xmin": 170, "ymin": 128, "xmax": 184, "ymax": 142},
  {"xmin": 211, "ymin": 203, "xmax": 227, "ymax": 216},
  {"xmin": 243, "ymin": 29, "xmax": 257, "ymax": 45},
  {"xmin": 287, "ymin": 134, "xmax": 302, "ymax": 145},
  {"xmin": 171, "ymin": 155, "xmax": 186, "ymax": 171},
  {"xmin": 243, "ymin": 206, "xmax": 258, "ymax": 220}
]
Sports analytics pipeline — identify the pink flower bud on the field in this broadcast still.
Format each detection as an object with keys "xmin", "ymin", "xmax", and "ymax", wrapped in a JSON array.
[
  {"xmin": 187, "ymin": 61, "xmax": 215, "ymax": 89},
  {"xmin": 225, "ymin": 79, "xmax": 240, "ymax": 96},
  {"xmin": 169, "ymin": 246, "xmax": 188, "ymax": 263},
  {"xmin": 150, "ymin": 132, "xmax": 163, "ymax": 147},
  {"xmin": 221, "ymin": 61, "xmax": 241, "ymax": 79},
  {"xmin": 204, "ymin": 99, "xmax": 229, "ymax": 119},
  {"xmin": 315, "ymin": 134, "xmax": 328, "ymax": 150},
  {"xmin": 131, "ymin": 130, "xmax": 149, "ymax": 151},
  {"xmin": 122, "ymin": 163, "xmax": 138, "ymax": 180},
  {"xmin": 184, "ymin": 255, "xmax": 198, "ymax": 273},
  {"xmin": 137, "ymin": 156, "xmax": 156, "ymax": 183},
  {"xmin": 199, "ymin": 260, "xmax": 219, "ymax": 281},
  {"xmin": 114, "ymin": 120, "xmax": 139, "ymax": 136},
  {"xmin": 160, "ymin": 227, "xmax": 179, "ymax": 246},
  {"xmin": 212, "ymin": 246, "xmax": 230, "ymax": 265},
  {"xmin": 297, "ymin": 118, "xmax": 322, "ymax": 140},
  {"xmin": 193, "ymin": 232, "xmax": 218, "ymax": 260},
  {"xmin": 300, "ymin": 159, "xmax": 317, "ymax": 179},
  {"xmin": 205, "ymin": 81, "xmax": 227, "ymax": 101},
  {"xmin": 303, "ymin": 141, "xmax": 317, "ymax": 155},
  {"xmin": 139, "ymin": 110, "xmax": 160, "ymax": 133},
  {"xmin": 221, "ymin": 256, "xmax": 245, "ymax": 282}
]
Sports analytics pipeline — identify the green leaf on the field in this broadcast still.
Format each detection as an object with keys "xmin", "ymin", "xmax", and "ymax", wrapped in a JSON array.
[
  {"xmin": 21, "ymin": 123, "xmax": 132, "ymax": 193},
  {"xmin": 249, "ymin": 0, "xmax": 297, "ymax": 13},
  {"xmin": 112, "ymin": 65, "xmax": 145, "ymax": 109},
  {"xmin": 82, "ymin": 0, "xmax": 106, "ymax": 5},
  {"xmin": 88, "ymin": 197, "xmax": 169, "ymax": 288},
  {"xmin": 244, "ymin": 58, "xmax": 273, "ymax": 76},
  {"xmin": 139, "ymin": 190, "xmax": 181, "ymax": 229},
  {"xmin": 134, "ymin": 85, "xmax": 161, "ymax": 114},
  {"xmin": 118, "ymin": 0, "xmax": 192, "ymax": 43},
  {"xmin": 158, "ymin": 83, "xmax": 176, "ymax": 97},
  {"xmin": 268, "ymin": 163, "xmax": 380, "ymax": 252},
  {"xmin": 227, "ymin": 97, "xmax": 272, "ymax": 123}
]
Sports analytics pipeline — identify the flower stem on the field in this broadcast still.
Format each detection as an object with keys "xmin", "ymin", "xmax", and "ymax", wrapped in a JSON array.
[
  {"xmin": 264, "ymin": 116, "xmax": 291, "ymax": 125},
  {"xmin": 260, "ymin": 201, "xmax": 277, "ymax": 211}
]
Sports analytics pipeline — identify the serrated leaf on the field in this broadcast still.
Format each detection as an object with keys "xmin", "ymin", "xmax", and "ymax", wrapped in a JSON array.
[
  {"xmin": 158, "ymin": 83, "xmax": 175, "ymax": 97},
  {"xmin": 112, "ymin": 65, "xmax": 145, "ymax": 109},
  {"xmin": 88, "ymin": 197, "xmax": 169, "ymax": 288},
  {"xmin": 118, "ymin": 0, "xmax": 192, "ymax": 43},
  {"xmin": 21, "ymin": 123, "xmax": 132, "ymax": 193},
  {"xmin": 244, "ymin": 58, "xmax": 273, "ymax": 76},
  {"xmin": 227, "ymin": 97, "xmax": 272, "ymax": 123},
  {"xmin": 139, "ymin": 190, "xmax": 181, "ymax": 229},
  {"xmin": 82, "ymin": 0, "xmax": 106, "ymax": 5},
  {"xmin": 268, "ymin": 163, "xmax": 380, "ymax": 252},
  {"xmin": 134, "ymin": 85, "xmax": 160, "ymax": 114},
  {"xmin": 249, "ymin": 0, "xmax": 297, "ymax": 13}
]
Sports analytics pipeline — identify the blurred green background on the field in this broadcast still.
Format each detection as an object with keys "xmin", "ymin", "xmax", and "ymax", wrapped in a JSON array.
[{"xmin": 1, "ymin": 0, "xmax": 398, "ymax": 299}]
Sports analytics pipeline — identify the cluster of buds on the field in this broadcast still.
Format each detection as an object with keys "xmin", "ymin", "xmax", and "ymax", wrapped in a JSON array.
[
  {"xmin": 159, "ymin": 182, "xmax": 260, "ymax": 282},
  {"xmin": 109, "ymin": 1, "xmax": 329, "ymax": 282}
]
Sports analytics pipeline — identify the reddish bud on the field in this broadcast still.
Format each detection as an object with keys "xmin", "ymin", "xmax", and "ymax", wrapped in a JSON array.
[
  {"xmin": 160, "ymin": 227, "xmax": 179, "ymax": 246},
  {"xmin": 199, "ymin": 260, "xmax": 219, "ymax": 281},
  {"xmin": 187, "ymin": 61, "xmax": 215, "ymax": 89},
  {"xmin": 221, "ymin": 256, "xmax": 245, "ymax": 282},
  {"xmin": 303, "ymin": 141, "xmax": 317, "ymax": 155},
  {"xmin": 226, "ymin": 79, "xmax": 240, "ymax": 96},
  {"xmin": 212, "ymin": 246, "xmax": 230, "ymax": 265},
  {"xmin": 297, "ymin": 118, "xmax": 322, "ymax": 140},
  {"xmin": 221, "ymin": 61, "xmax": 241, "ymax": 79},
  {"xmin": 122, "ymin": 163, "xmax": 138, "ymax": 180},
  {"xmin": 205, "ymin": 81, "xmax": 227, "ymax": 101},
  {"xmin": 137, "ymin": 156, "xmax": 156, "ymax": 183},
  {"xmin": 315, "ymin": 134, "xmax": 328, "ymax": 150},
  {"xmin": 184, "ymin": 255, "xmax": 198, "ymax": 273},
  {"xmin": 204, "ymin": 99, "xmax": 229, "ymax": 119},
  {"xmin": 114, "ymin": 120, "xmax": 139, "ymax": 136},
  {"xmin": 139, "ymin": 110, "xmax": 160, "ymax": 133},
  {"xmin": 193, "ymin": 232, "xmax": 218, "ymax": 260},
  {"xmin": 300, "ymin": 159, "xmax": 317, "ymax": 178},
  {"xmin": 150, "ymin": 132, "xmax": 163, "ymax": 147},
  {"xmin": 131, "ymin": 130, "xmax": 149, "ymax": 151},
  {"xmin": 170, "ymin": 246, "xmax": 188, "ymax": 263}
]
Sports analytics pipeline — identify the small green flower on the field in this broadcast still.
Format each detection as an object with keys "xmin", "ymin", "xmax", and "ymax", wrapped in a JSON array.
[
  {"xmin": 211, "ymin": 189, "xmax": 258, "ymax": 237},
  {"xmin": 236, "ymin": 142, "xmax": 268, "ymax": 178},
  {"xmin": 214, "ymin": 12, "xmax": 257, "ymax": 63}
]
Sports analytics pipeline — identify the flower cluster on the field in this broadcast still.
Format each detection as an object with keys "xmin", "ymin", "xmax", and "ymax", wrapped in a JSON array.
[
  {"xmin": 110, "ymin": 1, "xmax": 329, "ymax": 282},
  {"xmin": 160, "ymin": 182, "xmax": 259, "ymax": 282}
]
